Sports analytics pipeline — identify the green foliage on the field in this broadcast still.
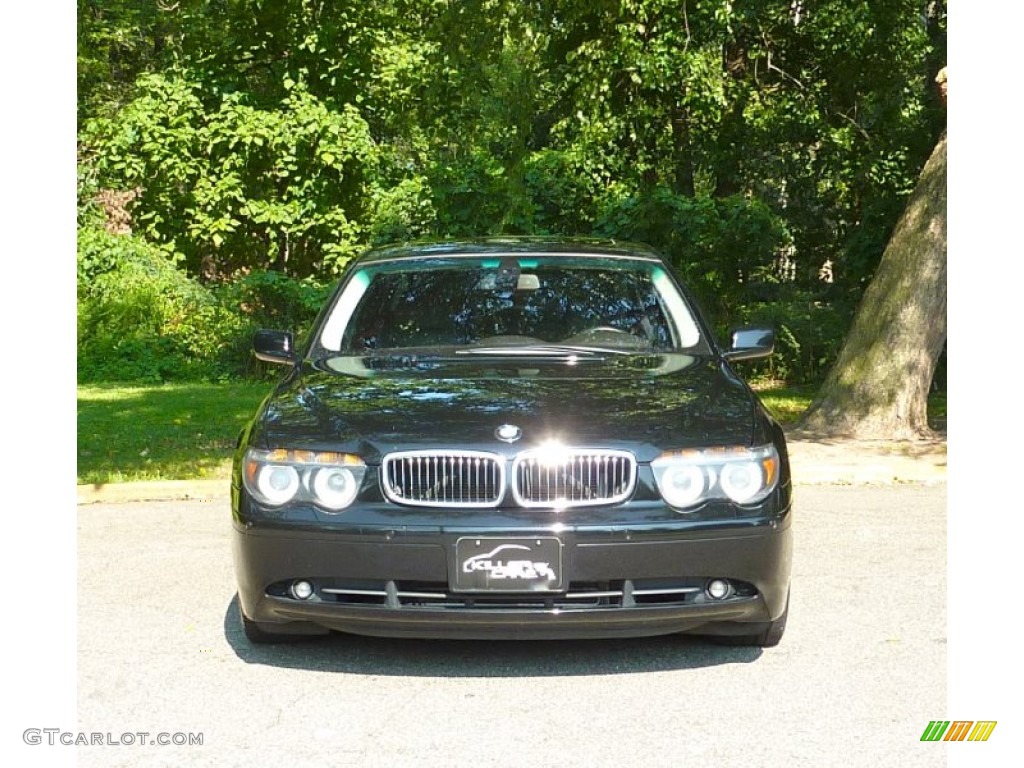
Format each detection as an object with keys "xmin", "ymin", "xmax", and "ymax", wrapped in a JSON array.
[
  {"xmin": 81, "ymin": 73, "xmax": 378, "ymax": 278},
  {"xmin": 77, "ymin": 226, "xmax": 238, "ymax": 382},
  {"xmin": 77, "ymin": 226, "xmax": 330, "ymax": 383},
  {"xmin": 76, "ymin": 0, "xmax": 946, "ymax": 388},
  {"xmin": 218, "ymin": 270, "xmax": 331, "ymax": 330},
  {"xmin": 754, "ymin": 385, "xmax": 817, "ymax": 426},
  {"xmin": 558, "ymin": 0, "xmax": 943, "ymax": 276},
  {"xmin": 523, "ymin": 150, "xmax": 605, "ymax": 235},
  {"xmin": 369, "ymin": 176, "xmax": 438, "ymax": 245},
  {"xmin": 213, "ymin": 270, "xmax": 332, "ymax": 375},
  {"xmin": 77, "ymin": 0, "xmax": 178, "ymax": 123},
  {"xmin": 595, "ymin": 189, "xmax": 791, "ymax": 322},
  {"xmin": 737, "ymin": 294, "xmax": 855, "ymax": 386},
  {"xmin": 428, "ymin": 150, "xmax": 535, "ymax": 237}
]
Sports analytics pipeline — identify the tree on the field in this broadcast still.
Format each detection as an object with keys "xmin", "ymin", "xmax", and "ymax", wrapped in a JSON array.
[
  {"xmin": 798, "ymin": 130, "xmax": 946, "ymax": 439},
  {"xmin": 77, "ymin": 0, "xmax": 179, "ymax": 124},
  {"xmin": 76, "ymin": 0, "xmax": 947, "ymax": 383}
]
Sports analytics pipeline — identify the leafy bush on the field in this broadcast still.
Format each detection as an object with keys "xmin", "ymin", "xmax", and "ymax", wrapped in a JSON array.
[
  {"xmin": 368, "ymin": 176, "xmax": 438, "ymax": 245},
  {"xmin": 733, "ymin": 294, "xmax": 854, "ymax": 386},
  {"xmin": 523, "ymin": 149, "xmax": 603, "ymax": 235},
  {"xmin": 427, "ymin": 150, "xmax": 532, "ymax": 237},
  {"xmin": 78, "ymin": 223, "xmax": 336, "ymax": 382},
  {"xmin": 213, "ymin": 270, "xmax": 333, "ymax": 376},
  {"xmin": 80, "ymin": 73, "xmax": 377, "ymax": 278},
  {"xmin": 78, "ymin": 226, "xmax": 242, "ymax": 382}
]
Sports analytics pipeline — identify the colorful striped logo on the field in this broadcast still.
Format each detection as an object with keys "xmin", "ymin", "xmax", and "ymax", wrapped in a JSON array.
[{"xmin": 920, "ymin": 721, "xmax": 997, "ymax": 742}]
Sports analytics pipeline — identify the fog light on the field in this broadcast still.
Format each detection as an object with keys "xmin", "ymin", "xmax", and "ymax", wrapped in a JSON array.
[
  {"xmin": 290, "ymin": 580, "xmax": 314, "ymax": 600},
  {"xmin": 707, "ymin": 579, "xmax": 731, "ymax": 600}
]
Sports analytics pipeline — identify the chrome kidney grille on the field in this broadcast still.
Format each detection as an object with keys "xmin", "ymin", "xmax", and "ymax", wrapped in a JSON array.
[
  {"xmin": 381, "ymin": 448, "xmax": 637, "ymax": 509},
  {"xmin": 381, "ymin": 451, "xmax": 505, "ymax": 507},
  {"xmin": 512, "ymin": 449, "xmax": 636, "ymax": 507}
]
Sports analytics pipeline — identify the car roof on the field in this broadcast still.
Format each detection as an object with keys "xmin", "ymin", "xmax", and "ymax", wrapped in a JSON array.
[{"xmin": 353, "ymin": 237, "xmax": 665, "ymax": 265}]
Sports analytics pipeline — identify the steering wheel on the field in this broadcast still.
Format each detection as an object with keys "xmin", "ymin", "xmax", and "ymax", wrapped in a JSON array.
[
  {"xmin": 585, "ymin": 325, "xmax": 630, "ymax": 335},
  {"xmin": 581, "ymin": 326, "xmax": 632, "ymax": 336},
  {"xmin": 560, "ymin": 325, "xmax": 643, "ymax": 346}
]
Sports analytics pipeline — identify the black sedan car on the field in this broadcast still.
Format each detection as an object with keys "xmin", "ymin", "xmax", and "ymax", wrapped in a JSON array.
[{"xmin": 232, "ymin": 238, "xmax": 792, "ymax": 646}]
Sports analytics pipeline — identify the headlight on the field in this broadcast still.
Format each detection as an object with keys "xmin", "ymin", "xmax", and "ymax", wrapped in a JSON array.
[
  {"xmin": 243, "ymin": 449, "xmax": 366, "ymax": 512},
  {"xmin": 256, "ymin": 464, "xmax": 300, "ymax": 505},
  {"xmin": 651, "ymin": 444, "xmax": 779, "ymax": 510},
  {"xmin": 311, "ymin": 466, "xmax": 360, "ymax": 509},
  {"xmin": 659, "ymin": 463, "xmax": 708, "ymax": 507}
]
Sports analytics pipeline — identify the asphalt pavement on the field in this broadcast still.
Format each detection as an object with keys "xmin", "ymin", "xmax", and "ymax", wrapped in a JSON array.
[{"xmin": 72, "ymin": 484, "xmax": 947, "ymax": 767}]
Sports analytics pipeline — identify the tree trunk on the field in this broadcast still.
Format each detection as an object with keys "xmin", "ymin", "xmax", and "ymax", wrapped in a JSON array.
[
  {"xmin": 670, "ymin": 102, "xmax": 695, "ymax": 197},
  {"xmin": 798, "ymin": 131, "xmax": 947, "ymax": 439}
]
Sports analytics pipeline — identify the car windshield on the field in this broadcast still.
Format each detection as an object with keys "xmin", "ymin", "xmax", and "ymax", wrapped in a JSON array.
[{"xmin": 317, "ymin": 256, "xmax": 704, "ymax": 355}]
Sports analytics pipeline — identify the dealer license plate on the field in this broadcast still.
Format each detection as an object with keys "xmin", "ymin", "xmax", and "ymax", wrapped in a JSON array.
[{"xmin": 454, "ymin": 537, "xmax": 563, "ymax": 592}]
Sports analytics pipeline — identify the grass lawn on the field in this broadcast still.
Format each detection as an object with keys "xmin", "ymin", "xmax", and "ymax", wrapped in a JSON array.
[
  {"xmin": 756, "ymin": 384, "xmax": 817, "ymax": 425},
  {"xmin": 77, "ymin": 382, "xmax": 271, "ymax": 485},
  {"xmin": 756, "ymin": 384, "xmax": 947, "ymax": 431},
  {"xmin": 78, "ymin": 381, "xmax": 949, "ymax": 485}
]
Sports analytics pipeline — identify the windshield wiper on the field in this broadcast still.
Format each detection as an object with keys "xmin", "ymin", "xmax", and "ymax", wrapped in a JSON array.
[{"xmin": 455, "ymin": 344, "xmax": 632, "ymax": 357}]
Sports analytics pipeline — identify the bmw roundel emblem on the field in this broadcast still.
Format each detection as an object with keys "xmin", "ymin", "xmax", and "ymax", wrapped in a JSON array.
[{"xmin": 495, "ymin": 424, "xmax": 522, "ymax": 443}]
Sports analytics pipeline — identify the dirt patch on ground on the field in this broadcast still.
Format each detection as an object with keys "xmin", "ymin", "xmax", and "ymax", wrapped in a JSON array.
[{"xmin": 785, "ymin": 431, "xmax": 946, "ymax": 484}]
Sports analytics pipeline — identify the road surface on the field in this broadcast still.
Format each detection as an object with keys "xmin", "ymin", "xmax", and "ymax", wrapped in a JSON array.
[{"xmin": 72, "ymin": 485, "xmax": 946, "ymax": 767}]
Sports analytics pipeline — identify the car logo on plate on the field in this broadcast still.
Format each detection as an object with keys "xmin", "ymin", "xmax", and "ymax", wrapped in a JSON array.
[
  {"xmin": 462, "ymin": 544, "xmax": 556, "ymax": 581},
  {"xmin": 495, "ymin": 424, "xmax": 522, "ymax": 442}
]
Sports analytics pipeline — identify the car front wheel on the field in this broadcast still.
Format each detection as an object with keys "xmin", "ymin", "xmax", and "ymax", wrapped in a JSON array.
[
  {"xmin": 240, "ymin": 608, "xmax": 325, "ymax": 644},
  {"xmin": 711, "ymin": 591, "xmax": 789, "ymax": 648}
]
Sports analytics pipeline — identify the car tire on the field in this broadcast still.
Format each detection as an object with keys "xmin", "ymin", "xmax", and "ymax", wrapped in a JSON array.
[
  {"xmin": 241, "ymin": 610, "xmax": 305, "ymax": 644},
  {"xmin": 712, "ymin": 591, "xmax": 789, "ymax": 648}
]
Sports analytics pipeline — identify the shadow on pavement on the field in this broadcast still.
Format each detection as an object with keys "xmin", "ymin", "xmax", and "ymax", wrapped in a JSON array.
[{"xmin": 222, "ymin": 594, "xmax": 761, "ymax": 676}]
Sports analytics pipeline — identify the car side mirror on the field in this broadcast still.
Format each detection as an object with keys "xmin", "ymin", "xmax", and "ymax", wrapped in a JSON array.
[
  {"xmin": 253, "ymin": 329, "xmax": 298, "ymax": 365},
  {"xmin": 722, "ymin": 326, "xmax": 774, "ymax": 361}
]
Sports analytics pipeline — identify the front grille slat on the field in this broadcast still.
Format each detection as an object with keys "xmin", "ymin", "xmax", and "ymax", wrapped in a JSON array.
[
  {"xmin": 513, "ymin": 448, "xmax": 636, "ymax": 508},
  {"xmin": 382, "ymin": 450, "xmax": 504, "ymax": 507},
  {"xmin": 310, "ymin": 579, "xmax": 728, "ymax": 610}
]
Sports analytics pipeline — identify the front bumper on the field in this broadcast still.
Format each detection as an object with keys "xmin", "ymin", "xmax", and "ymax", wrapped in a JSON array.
[{"xmin": 232, "ymin": 505, "xmax": 792, "ymax": 641}]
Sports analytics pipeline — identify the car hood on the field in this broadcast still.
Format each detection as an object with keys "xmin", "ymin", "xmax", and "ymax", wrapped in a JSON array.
[{"xmin": 252, "ymin": 354, "xmax": 768, "ymax": 463}]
